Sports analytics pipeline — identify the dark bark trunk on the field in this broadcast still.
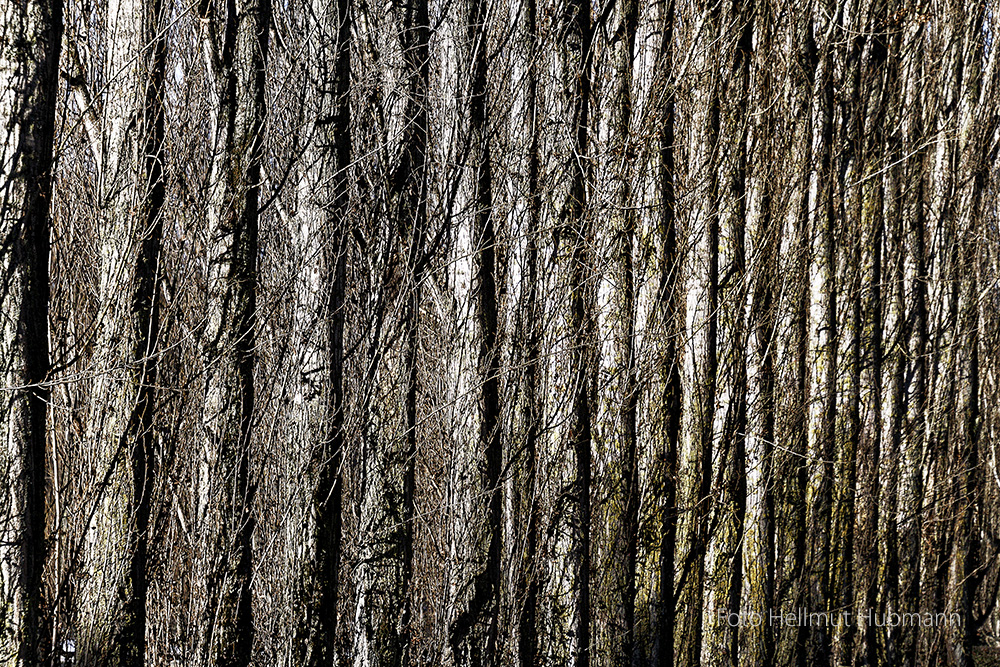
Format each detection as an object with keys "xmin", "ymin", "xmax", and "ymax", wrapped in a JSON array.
[
  {"xmin": 515, "ymin": 0, "xmax": 542, "ymax": 662},
  {"xmin": 0, "ymin": 0, "xmax": 61, "ymax": 663},
  {"xmin": 294, "ymin": 0, "xmax": 351, "ymax": 660},
  {"xmin": 564, "ymin": 0, "xmax": 593, "ymax": 662},
  {"xmin": 654, "ymin": 2, "xmax": 678, "ymax": 666}
]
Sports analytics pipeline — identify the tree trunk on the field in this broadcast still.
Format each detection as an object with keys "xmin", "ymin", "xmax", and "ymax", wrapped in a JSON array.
[
  {"xmin": 854, "ymin": 4, "xmax": 889, "ymax": 662},
  {"xmin": 448, "ymin": 0, "xmax": 501, "ymax": 659},
  {"xmin": 682, "ymin": 2, "xmax": 720, "ymax": 664},
  {"xmin": 563, "ymin": 0, "xmax": 593, "ymax": 661},
  {"xmin": 743, "ymin": 5, "xmax": 776, "ymax": 667},
  {"xmin": 75, "ymin": 0, "xmax": 167, "ymax": 662},
  {"xmin": 609, "ymin": 0, "xmax": 640, "ymax": 660},
  {"xmin": 515, "ymin": 0, "xmax": 542, "ymax": 663},
  {"xmin": 899, "ymin": 9, "xmax": 927, "ymax": 663},
  {"xmin": 293, "ymin": 0, "xmax": 351, "ymax": 660},
  {"xmin": 353, "ymin": 0, "xmax": 430, "ymax": 661},
  {"xmin": 805, "ymin": 5, "xmax": 836, "ymax": 664},
  {"xmin": 0, "ymin": 0, "xmax": 61, "ymax": 662},
  {"xmin": 197, "ymin": 0, "xmax": 271, "ymax": 661},
  {"xmin": 653, "ymin": 1, "xmax": 679, "ymax": 665}
]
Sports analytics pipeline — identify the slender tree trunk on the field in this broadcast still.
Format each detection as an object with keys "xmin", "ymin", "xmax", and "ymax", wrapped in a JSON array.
[
  {"xmin": 899, "ymin": 10, "xmax": 927, "ymax": 663},
  {"xmin": 448, "ymin": 0, "xmax": 501, "ymax": 659},
  {"xmin": 198, "ymin": 0, "xmax": 271, "ymax": 661},
  {"xmin": 710, "ymin": 1, "xmax": 751, "ymax": 662},
  {"xmin": 949, "ymin": 11, "xmax": 996, "ymax": 660},
  {"xmin": 805, "ymin": 5, "xmax": 836, "ymax": 664},
  {"xmin": 609, "ymin": 0, "xmax": 640, "ymax": 660},
  {"xmin": 855, "ymin": 4, "xmax": 889, "ymax": 662},
  {"xmin": 354, "ymin": 0, "xmax": 429, "ymax": 661},
  {"xmin": 653, "ymin": 2, "xmax": 679, "ymax": 665},
  {"xmin": 515, "ymin": 0, "xmax": 542, "ymax": 662},
  {"xmin": 0, "ymin": 0, "xmax": 61, "ymax": 662},
  {"xmin": 775, "ymin": 9, "xmax": 814, "ymax": 664},
  {"xmin": 294, "ymin": 0, "xmax": 351, "ymax": 660},
  {"xmin": 683, "ymin": 3, "xmax": 721, "ymax": 664},
  {"xmin": 743, "ymin": 5, "xmax": 776, "ymax": 666},
  {"xmin": 75, "ymin": 0, "xmax": 167, "ymax": 661},
  {"xmin": 563, "ymin": 0, "xmax": 593, "ymax": 661},
  {"xmin": 831, "ymin": 3, "xmax": 863, "ymax": 661}
]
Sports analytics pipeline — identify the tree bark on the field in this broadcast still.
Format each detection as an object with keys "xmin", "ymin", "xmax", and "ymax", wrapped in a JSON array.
[
  {"xmin": 448, "ymin": 0, "xmax": 502, "ymax": 659},
  {"xmin": 515, "ymin": 0, "xmax": 543, "ymax": 663},
  {"xmin": 197, "ymin": 0, "xmax": 271, "ymax": 661},
  {"xmin": 0, "ymin": 0, "xmax": 61, "ymax": 662},
  {"xmin": 682, "ymin": 3, "xmax": 721, "ymax": 664},
  {"xmin": 293, "ymin": 0, "xmax": 351, "ymax": 660},
  {"xmin": 805, "ymin": 4, "xmax": 836, "ymax": 665},
  {"xmin": 743, "ymin": 5, "xmax": 776, "ymax": 667},
  {"xmin": 609, "ymin": 0, "xmax": 640, "ymax": 660},
  {"xmin": 563, "ymin": 0, "xmax": 593, "ymax": 662},
  {"xmin": 74, "ymin": 0, "xmax": 167, "ymax": 661},
  {"xmin": 353, "ymin": 0, "xmax": 430, "ymax": 661},
  {"xmin": 653, "ymin": 2, "xmax": 679, "ymax": 665}
]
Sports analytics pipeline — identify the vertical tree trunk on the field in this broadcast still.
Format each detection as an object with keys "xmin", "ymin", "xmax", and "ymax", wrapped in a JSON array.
[
  {"xmin": 293, "ymin": 0, "xmax": 351, "ymax": 660},
  {"xmin": 805, "ymin": 4, "xmax": 836, "ymax": 664},
  {"xmin": 899, "ymin": 9, "xmax": 927, "ymax": 663},
  {"xmin": 75, "ymin": 0, "xmax": 167, "ymax": 661},
  {"xmin": 610, "ymin": 0, "xmax": 639, "ymax": 661},
  {"xmin": 653, "ymin": 2, "xmax": 679, "ymax": 665},
  {"xmin": 683, "ymin": 2, "xmax": 720, "ymax": 664},
  {"xmin": 879, "ymin": 14, "xmax": 907, "ymax": 662},
  {"xmin": 949, "ymin": 11, "xmax": 996, "ymax": 661},
  {"xmin": 449, "ymin": 0, "xmax": 501, "ymax": 659},
  {"xmin": 710, "ymin": 1, "xmax": 751, "ymax": 662},
  {"xmin": 743, "ymin": 5, "xmax": 776, "ymax": 666},
  {"xmin": 854, "ymin": 4, "xmax": 889, "ymax": 662},
  {"xmin": 397, "ymin": 0, "xmax": 430, "ymax": 660},
  {"xmin": 774, "ymin": 8, "xmax": 814, "ymax": 665},
  {"xmin": 563, "ymin": 0, "xmax": 593, "ymax": 662},
  {"xmin": 0, "ymin": 0, "xmax": 61, "ymax": 662},
  {"xmin": 354, "ymin": 0, "xmax": 430, "ymax": 661},
  {"xmin": 198, "ymin": 0, "xmax": 271, "ymax": 661},
  {"xmin": 515, "ymin": 0, "xmax": 543, "ymax": 662},
  {"xmin": 831, "ymin": 3, "xmax": 863, "ymax": 662}
]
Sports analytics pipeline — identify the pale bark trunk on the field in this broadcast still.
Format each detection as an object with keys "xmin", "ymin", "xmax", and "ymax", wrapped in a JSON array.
[
  {"xmin": 743, "ymin": 5, "xmax": 776, "ymax": 667},
  {"xmin": 197, "ymin": 0, "xmax": 271, "ymax": 662},
  {"xmin": 681, "ymin": 4, "xmax": 720, "ymax": 665},
  {"xmin": 708, "ymin": 2, "xmax": 751, "ymax": 663},
  {"xmin": 75, "ymin": 0, "xmax": 167, "ymax": 661},
  {"xmin": 898, "ymin": 9, "xmax": 927, "ymax": 663},
  {"xmin": 353, "ymin": 0, "xmax": 429, "ymax": 662},
  {"xmin": 805, "ymin": 5, "xmax": 835, "ymax": 664},
  {"xmin": 514, "ymin": 0, "xmax": 542, "ymax": 663},
  {"xmin": 609, "ymin": 0, "xmax": 639, "ymax": 661},
  {"xmin": 830, "ymin": 2, "xmax": 863, "ymax": 662}
]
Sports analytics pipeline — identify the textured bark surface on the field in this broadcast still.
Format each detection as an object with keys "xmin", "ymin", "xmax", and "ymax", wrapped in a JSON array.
[
  {"xmin": 72, "ymin": 0, "xmax": 167, "ymax": 661},
  {"xmin": 0, "ymin": 0, "xmax": 61, "ymax": 662},
  {"xmin": 563, "ymin": 0, "xmax": 594, "ymax": 662},
  {"xmin": 291, "ymin": 0, "xmax": 351, "ymax": 660},
  {"xmin": 197, "ymin": 0, "xmax": 271, "ymax": 662},
  {"xmin": 447, "ymin": 0, "xmax": 501, "ymax": 659}
]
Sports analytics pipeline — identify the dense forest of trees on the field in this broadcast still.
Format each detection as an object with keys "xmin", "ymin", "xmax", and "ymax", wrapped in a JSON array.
[{"xmin": 2, "ymin": 0, "xmax": 1000, "ymax": 663}]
